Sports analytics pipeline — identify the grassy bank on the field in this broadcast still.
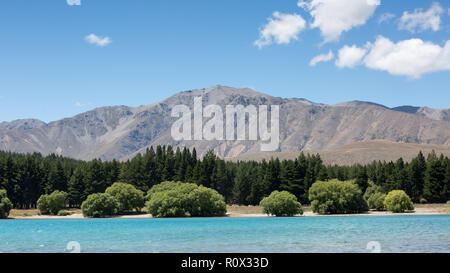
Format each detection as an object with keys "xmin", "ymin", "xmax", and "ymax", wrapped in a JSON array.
[{"xmin": 8, "ymin": 208, "xmax": 81, "ymax": 218}]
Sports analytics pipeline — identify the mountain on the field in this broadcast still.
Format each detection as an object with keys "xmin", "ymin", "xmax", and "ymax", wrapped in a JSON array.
[
  {"xmin": 0, "ymin": 85, "xmax": 449, "ymax": 161},
  {"xmin": 231, "ymin": 140, "xmax": 450, "ymax": 166},
  {"xmin": 391, "ymin": 106, "xmax": 450, "ymax": 121}
]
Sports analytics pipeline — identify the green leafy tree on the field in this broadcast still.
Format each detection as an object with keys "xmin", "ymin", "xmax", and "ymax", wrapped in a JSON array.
[
  {"xmin": 260, "ymin": 190, "xmax": 303, "ymax": 216},
  {"xmin": 81, "ymin": 193, "xmax": 118, "ymax": 218},
  {"xmin": 367, "ymin": 192, "xmax": 386, "ymax": 211},
  {"xmin": 37, "ymin": 194, "xmax": 50, "ymax": 214},
  {"xmin": 309, "ymin": 179, "xmax": 368, "ymax": 214},
  {"xmin": 37, "ymin": 190, "xmax": 68, "ymax": 215},
  {"xmin": 146, "ymin": 182, "xmax": 226, "ymax": 217},
  {"xmin": 363, "ymin": 181, "xmax": 383, "ymax": 201},
  {"xmin": 105, "ymin": 182, "xmax": 145, "ymax": 213},
  {"xmin": 383, "ymin": 190, "xmax": 414, "ymax": 213},
  {"xmin": 0, "ymin": 189, "xmax": 13, "ymax": 219}
]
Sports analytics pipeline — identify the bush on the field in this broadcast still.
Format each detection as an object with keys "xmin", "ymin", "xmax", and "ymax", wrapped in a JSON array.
[
  {"xmin": 260, "ymin": 191, "xmax": 303, "ymax": 216},
  {"xmin": 146, "ymin": 182, "xmax": 226, "ymax": 217},
  {"xmin": 363, "ymin": 181, "xmax": 382, "ymax": 201},
  {"xmin": 57, "ymin": 210, "xmax": 70, "ymax": 216},
  {"xmin": 37, "ymin": 195, "xmax": 50, "ymax": 214},
  {"xmin": 309, "ymin": 179, "xmax": 368, "ymax": 214},
  {"xmin": 37, "ymin": 191, "xmax": 68, "ymax": 215},
  {"xmin": 419, "ymin": 198, "xmax": 427, "ymax": 204},
  {"xmin": 146, "ymin": 181, "xmax": 196, "ymax": 200},
  {"xmin": 383, "ymin": 190, "xmax": 414, "ymax": 213},
  {"xmin": 0, "ymin": 189, "xmax": 13, "ymax": 219},
  {"xmin": 105, "ymin": 182, "xmax": 145, "ymax": 213},
  {"xmin": 81, "ymin": 193, "xmax": 118, "ymax": 218},
  {"xmin": 367, "ymin": 192, "xmax": 386, "ymax": 211}
]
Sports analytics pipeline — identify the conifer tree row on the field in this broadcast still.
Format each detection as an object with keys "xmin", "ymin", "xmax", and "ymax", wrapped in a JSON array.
[{"xmin": 0, "ymin": 147, "xmax": 448, "ymax": 208}]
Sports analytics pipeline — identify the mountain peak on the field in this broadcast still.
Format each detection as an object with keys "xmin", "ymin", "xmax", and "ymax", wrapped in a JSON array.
[
  {"xmin": 334, "ymin": 100, "xmax": 388, "ymax": 108},
  {"xmin": 0, "ymin": 119, "xmax": 47, "ymax": 130}
]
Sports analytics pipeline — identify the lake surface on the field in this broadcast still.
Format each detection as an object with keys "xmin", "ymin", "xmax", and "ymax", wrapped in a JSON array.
[{"xmin": 0, "ymin": 215, "xmax": 449, "ymax": 253}]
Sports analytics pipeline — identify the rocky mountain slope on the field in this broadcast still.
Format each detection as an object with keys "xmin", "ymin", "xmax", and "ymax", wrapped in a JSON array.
[{"xmin": 0, "ymin": 85, "xmax": 449, "ymax": 161}]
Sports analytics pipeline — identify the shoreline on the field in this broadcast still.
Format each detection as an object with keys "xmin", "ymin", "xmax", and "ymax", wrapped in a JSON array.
[{"xmin": 9, "ymin": 207, "xmax": 450, "ymax": 220}]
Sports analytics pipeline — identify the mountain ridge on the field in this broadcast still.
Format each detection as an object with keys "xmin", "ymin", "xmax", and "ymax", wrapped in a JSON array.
[{"xmin": 0, "ymin": 85, "xmax": 449, "ymax": 161}]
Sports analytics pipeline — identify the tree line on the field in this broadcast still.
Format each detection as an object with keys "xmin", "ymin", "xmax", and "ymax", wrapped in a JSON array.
[{"xmin": 0, "ymin": 146, "xmax": 448, "ymax": 209}]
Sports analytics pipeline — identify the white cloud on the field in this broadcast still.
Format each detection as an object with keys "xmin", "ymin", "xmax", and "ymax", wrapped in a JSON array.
[
  {"xmin": 254, "ymin": 12, "xmax": 306, "ymax": 49},
  {"xmin": 84, "ymin": 34, "xmax": 112, "ymax": 47},
  {"xmin": 309, "ymin": 50, "xmax": 334, "ymax": 66},
  {"xmin": 363, "ymin": 36, "xmax": 450, "ymax": 78},
  {"xmin": 378, "ymin": 12, "xmax": 395, "ymax": 24},
  {"xmin": 67, "ymin": 0, "xmax": 81, "ymax": 6},
  {"xmin": 398, "ymin": 2, "xmax": 444, "ymax": 33},
  {"xmin": 335, "ymin": 45, "xmax": 367, "ymax": 68},
  {"xmin": 298, "ymin": 0, "xmax": 379, "ymax": 43},
  {"xmin": 336, "ymin": 36, "xmax": 450, "ymax": 78}
]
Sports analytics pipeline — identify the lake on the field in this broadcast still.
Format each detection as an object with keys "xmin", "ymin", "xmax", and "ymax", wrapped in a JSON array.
[{"xmin": 0, "ymin": 215, "xmax": 449, "ymax": 253}]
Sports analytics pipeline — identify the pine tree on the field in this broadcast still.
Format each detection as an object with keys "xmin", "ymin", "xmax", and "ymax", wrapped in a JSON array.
[
  {"xmin": 46, "ymin": 161, "xmax": 67, "ymax": 193},
  {"xmin": 68, "ymin": 168, "xmax": 85, "ymax": 207},
  {"xmin": 443, "ymin": 158, "xmax": 450, "ymax": 202},
  {"xmin": 233, "ymin": 164, "xmax": 252, "ymax": 204},
  {"xmin": 355, "ymin": 166, "xmax": 369, "ymax": 193},
  {"xmin": 83, "ymin": 159, "xmax": 106, "ymax": 199},
  {"xmin": 280, "ymin": 160, "xmax": 305, "ymax": 203},
  {"xmin": 423, "ymin": 154, "xmax": 446, "ymax": 203}
]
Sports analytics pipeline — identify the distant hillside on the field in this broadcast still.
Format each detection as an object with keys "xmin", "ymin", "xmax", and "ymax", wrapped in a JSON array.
[
  {"xmin": 392, "ymin": 106, "xmax": 450, "ymax": 121},
  {"xmin": 0, "ymin": 85, "xmax": 449, "ymax": 161},
  {"xmin": 231, "ymin": 140, "xmax": 450, "ymax": 166}
]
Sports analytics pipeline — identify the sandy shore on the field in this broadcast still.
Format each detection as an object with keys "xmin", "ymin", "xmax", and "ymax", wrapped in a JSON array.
[
  {"xmin": 11, "ymin": 213, "xmax": 154, "ymax": 220},
  {"xmin": 9, "ymin": 206, "xmax": 449, "ymax": 220}
]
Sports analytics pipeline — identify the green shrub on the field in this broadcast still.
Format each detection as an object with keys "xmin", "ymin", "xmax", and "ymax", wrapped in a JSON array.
[
  {"xmin": 419, "ymin": 198, "xmax": 428, "ymax": 204},
  {"xmin": 57, "ymin": 210, "xmax": 70, "ymax": 216},
  {"xmin": 105, "ymin": 182, "xmax": 145, "ymax": 213},
  {"xmin": 260, "ymin": 191, "xmax": 303, "ymax": 216},
  {"xmin": 309, "ymin": 179, "xmax": 368, "ymax": 214},
  {"xmin": 146, "ymin": 182, "xmax": 226, "ymax": 217},
  {"xmin": 367, "ymin": 192, "xmax": 386, "ymax": 211},
  {"xmin": 363, "ymin": 181, "xmax": 382, "ymax": 201},
  {"xmin": 383, "ymin": 190, "xmax": 414, "ymax": 213},
  {"xmin": 81, "ymin": 193, "xmax": 118, "ymax": 218},
  {"xmin": 37, "ymin": 191, "xmax": 68, "ymax": 215},
  {"xmin": 0, "ymin": 189, "xmax": 13, "ymax": 219},
  {"xmin": 146, "ymin": 181, "xmax": 196, "ymax": 200},
  {"xmin": 37, "ymin": 194, "xmax": 50, "ymax": 214}
]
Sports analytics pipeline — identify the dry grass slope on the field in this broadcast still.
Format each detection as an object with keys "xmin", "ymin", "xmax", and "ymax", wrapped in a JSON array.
[{"xmin": 230, "ymin": 140, "xmax": 450, "ymax": 166}]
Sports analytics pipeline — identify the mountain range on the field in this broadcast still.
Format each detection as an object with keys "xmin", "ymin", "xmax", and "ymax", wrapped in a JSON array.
[{"xmin": 1, "ymin": 85, "xmax": 449, "ymax": 163}]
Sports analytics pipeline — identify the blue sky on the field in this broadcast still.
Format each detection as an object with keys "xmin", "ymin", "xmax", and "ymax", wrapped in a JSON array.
[{"xmin": 0, "ymin": 0, "xmax": 449, "ymax": 122}]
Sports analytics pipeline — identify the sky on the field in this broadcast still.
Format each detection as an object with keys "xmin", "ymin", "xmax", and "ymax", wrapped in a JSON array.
[{"xmin": 1, "ymin": 0, "xmax": 450, "ymax": 122}]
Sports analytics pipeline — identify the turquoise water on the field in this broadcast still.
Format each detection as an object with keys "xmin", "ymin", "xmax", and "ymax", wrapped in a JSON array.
[{"xmin": 0, "ymin": 215, "xmax": 449, "ymax": 253}]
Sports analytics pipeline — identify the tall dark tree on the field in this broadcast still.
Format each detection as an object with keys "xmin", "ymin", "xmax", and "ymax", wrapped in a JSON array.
[
  {"xmin": 83, "ymin": 159, "xmax": 106, "ymax": 198},
  {"xmin": 423, "ymin": 154, "xmax": 446, "ymax": 203},
  {"xmin": 408, "ymin": 151, "xmax": 427, "ymax": 202},
  {"xmin": 68, "ymin": 167, "xmax": 85, "ymax": 207},
  {"xmin": 355, "ymin": 166, "xmax": 369, "ymax": 193},
  {"xmin": 46, "ymin": 161, "xmax": 67, "ymax": 193}
]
